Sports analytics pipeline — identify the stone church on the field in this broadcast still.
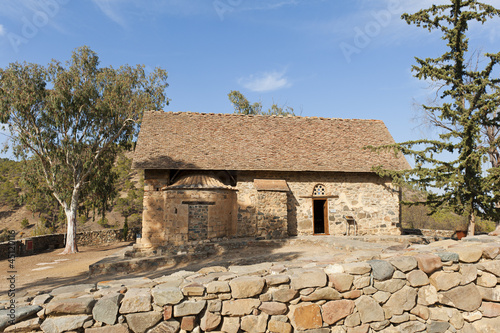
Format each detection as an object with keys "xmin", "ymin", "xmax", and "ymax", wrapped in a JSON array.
[{"xmin": 132, "ymin": 111, "xmax": 410, "ymax": 251}]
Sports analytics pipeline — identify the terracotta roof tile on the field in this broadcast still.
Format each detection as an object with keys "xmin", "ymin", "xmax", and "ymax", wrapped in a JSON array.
[{"xmin": 133, "ymin": 111, "xmax": 410, "ymax": 172}]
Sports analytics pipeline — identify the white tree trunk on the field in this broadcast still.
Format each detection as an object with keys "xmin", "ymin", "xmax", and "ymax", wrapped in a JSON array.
[{"xmin": 60, "ymin": 187, "xmax": 81, "ymax": 254}]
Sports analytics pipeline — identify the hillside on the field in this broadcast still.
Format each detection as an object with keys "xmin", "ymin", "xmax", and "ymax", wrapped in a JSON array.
[
  {"xmin": 400, "ymin": 186, "xmax": 496, "ymax": 233},
  {"xmin": 0, "ymin": 150, "xmax": 143, "ymax": 240}
]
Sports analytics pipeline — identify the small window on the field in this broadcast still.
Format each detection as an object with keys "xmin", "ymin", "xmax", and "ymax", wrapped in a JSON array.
[{"xmin": 313, "ymin": 184, "xmax": 326, "ymax": 196}]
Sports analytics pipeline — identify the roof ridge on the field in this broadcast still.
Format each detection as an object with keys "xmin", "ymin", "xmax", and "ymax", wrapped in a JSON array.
[{"xmin": 148, "ymin": 110, "xmax": 383, "ymax": 122}]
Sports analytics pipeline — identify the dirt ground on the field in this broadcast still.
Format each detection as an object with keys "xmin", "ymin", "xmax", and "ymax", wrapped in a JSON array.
[
  {"xmin": 1, "ymin": 240, "xmax": 356, "ymax": 300},
  {"xmin": 1, "ymin": 242, "xmax": 134, "ymax": 300}
]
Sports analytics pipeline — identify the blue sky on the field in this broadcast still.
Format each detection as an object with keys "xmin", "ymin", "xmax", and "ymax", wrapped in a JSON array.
[{"xmin": 0, "ymin": 0, "xmax": 500, "ymax": 159}]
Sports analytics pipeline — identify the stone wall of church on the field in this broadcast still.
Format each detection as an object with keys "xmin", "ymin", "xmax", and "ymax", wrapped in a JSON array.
[
  {"xmin": 163, "ymin": 189, "xmax": 238, "ymax": 246},
  {"xmin": 236, "ymin": 171, "xmax": 401, "ymax": 237},
  {"xmin": 137, "ymin": 170, "xmax": 170, "ymax": 249},
  {"xmin": 256, "ymin": 191, "xmax": 288, "ymax": 239},
  {"xmin": 139, "ymin": 170, "xmax": 401, "ymax": 249}
]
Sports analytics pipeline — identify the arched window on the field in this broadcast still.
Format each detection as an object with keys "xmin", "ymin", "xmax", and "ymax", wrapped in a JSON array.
[{"xmin": 313, "ymin": 184, "xmax": 326, "ymax": 196}]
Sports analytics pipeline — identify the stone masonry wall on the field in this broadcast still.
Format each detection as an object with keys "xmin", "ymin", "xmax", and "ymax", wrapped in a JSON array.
[
  {"xmin": 3, "ymin": 240, "xmax": 500, "ymax": 332},
  {"xmin": 256, "ymin": 191, "xmax": 288, "ymax": 239},
  {"xmin": 162, "ymin": 189, "xmax": 238, "ymax": 246},
  {"xmin": 237, "ymin": 171, "xmax": 401, "ymax": 237},
  {"xmin": 188, "ymin": 205, "xmax": 209, "ymax": 241},
  {"xmin": 139, "ymin": 170, "xmax": 400, "ymax": 248},
  {"xmin": 0, "ymin": 229, "xmax": 138, "ymax": 260},
  {"xmin": 139, "ymin": 170, "xmax": 170, "ymax": 249}
]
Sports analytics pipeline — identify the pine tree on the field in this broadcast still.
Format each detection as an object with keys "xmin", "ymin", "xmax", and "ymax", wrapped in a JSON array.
[{"xmin": 370, "ymin": 0, "xmax": 500, "ymax": 235}]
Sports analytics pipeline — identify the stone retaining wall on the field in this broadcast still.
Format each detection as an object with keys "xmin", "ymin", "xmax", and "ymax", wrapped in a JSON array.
[
  {"xmin": 402, "ymin": 229, "xmax": 456, "ymax": 238},
  {"xmin": 76, "ymin": 228, "xmax": 139, "ymax": 246},
  {"xmin": 0, "ymin": 228, "xmax": 138, "ymax": 260},
  {"xmin": 3, "ymin": 239, "xmax": 500, "ymax": 332},
  {"xmin": 0, "ymin": 234, "xmax": 65, "ymax": 260}
]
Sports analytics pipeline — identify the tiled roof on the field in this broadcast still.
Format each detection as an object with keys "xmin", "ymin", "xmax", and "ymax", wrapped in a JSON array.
[{"xmin": 133, "ymin": 111, "xmax": 410, "ymax": 172}]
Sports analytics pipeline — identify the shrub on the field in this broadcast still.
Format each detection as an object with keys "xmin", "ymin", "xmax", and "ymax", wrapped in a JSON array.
[
  {"xmin": 97, "ymin": 218, "xmax": 109, "ymax": 228},
  {"xmin": 78, "ymin": 215, "xmax": 87, "ymax": 225},
  {"xmin": 20, "ymin": 218, "xmax": 29, "ymax": 229},
  {"xmin": 0, "ymin": 229, "xmax": 10, "ymax": 242},
  {"xmin": 32, "ymin": 222, "xmax": 50, "ymax": 236},
  {"xmin": 122, "ymin": 218, "xmax": 129, "ymax": 240},
  {"xmin": 128, "ymin": 213, "xmax": 142, "ymax": 228},
  {"xmin": 476, "ymin": 218, "xmax": 496, "ymax": 234}
]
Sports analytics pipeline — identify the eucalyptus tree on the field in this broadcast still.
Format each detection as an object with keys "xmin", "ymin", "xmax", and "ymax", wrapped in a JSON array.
[{"xmin": 0, "ymin": 46, "xmax": 169, "ymax": 253}]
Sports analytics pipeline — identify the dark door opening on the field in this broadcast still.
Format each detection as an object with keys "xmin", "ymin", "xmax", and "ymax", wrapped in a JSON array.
[{"xmin": 313, "ymin": 199, "xmax": 328, "ymax": 234}]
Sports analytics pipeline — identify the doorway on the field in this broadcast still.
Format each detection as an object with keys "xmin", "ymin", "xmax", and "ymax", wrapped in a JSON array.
[{"xmin": 313, "ymin": 199, "xmax": 328, "ymax": 234}]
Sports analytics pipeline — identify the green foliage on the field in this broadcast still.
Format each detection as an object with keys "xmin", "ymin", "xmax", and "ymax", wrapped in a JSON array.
[
  {"xmin": 20, "ymin": 218, "xmax": 29, "ymax": 229},
  {"xmin": 228, "ymin": 90, "xmax": 295, "ymax": 116},
  {"xmin": 401, "ymin": 187, "xmax": 496, "ymax": 233},
  {"xmin": 32, "ymin": 218, "xmax": 55, "ymax": 236},
  {"xmin": 20, "ymin": 158, "xmax": 55, "ymax": 208},
  {"xmin": 369, "ymin": 1, "xmax": 500, "ymax": 233},
  {"xmin": 115, "ymin": 187, "xmax": 143, "ymax": 228},
  {"xmin": 476, "ymin": 217, "xmax": 496, "ymax": 233},
  {"xmin": 0, "ymin": 46, "xmax": 169, "ymax": 252},
  {"xmin": 77, "ymin": 215, "xmax": 87, "ymax": 225},
  {"xmin": 122, "ymin": 218, "xmax": 129, "ymax": 241},
  {"xmin": 0, "ymin": 180, "xmax": 18, "ymax": 209},
  {"xmin": 0, "ymin": 229, "xmax": 10, "ymax": 242},
  {"xmin": 0, "ymin": 158, "xmax": 22, "ymax": 209},
  {"xmin": 114, "ymin": 149, "xmax": 144, "ymax": 229},
  {"xmin": 128, "ymin": 213, "xmax": 142, "ymax": 227},
  {"xmin": 78, "ymin": 146, "xmax": 119, "ymax": 225},
  {"xmin": 97, "ymin": 218, "xmax": 109, "ymax": 228}
]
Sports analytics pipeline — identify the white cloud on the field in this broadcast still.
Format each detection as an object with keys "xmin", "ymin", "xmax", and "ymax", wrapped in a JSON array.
[
  {"xmin": 91, "ymin": 0, "xmax": 127, "ymax": 27},
  {"xmin": 0, "ymin": 24, "xmax": 5, "ymax": 36},
  {"xmin": 238, "ymin": 70, "xmax": 291, "ymax": 92}
]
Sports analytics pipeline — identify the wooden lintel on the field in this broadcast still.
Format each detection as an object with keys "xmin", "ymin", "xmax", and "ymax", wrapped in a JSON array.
[{"xmin": 300, "ymin": 195, "xmax": 339, "ymax": 199}]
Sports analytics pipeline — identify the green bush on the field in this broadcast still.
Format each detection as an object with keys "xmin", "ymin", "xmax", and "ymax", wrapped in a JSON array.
[
  {"xmin": 97, "ymin": 218, "xmax": 109, "ymax": 228},
  {"xmin": 20, "ymin": 218, "xmax": 29, "ymax": 229},
  {"xmin": 78, "ymin": 215, "xmax": 87, "ymax": 225},
  {"xmin": 128, "ymin": 213, "xmax": 142, "ymax": 228},
  {"xmin": 122, "ymin": 218, "xmax": 129, "ymax": 240},
  {"xmin": 0, "ymin": 229, "xmax": 10, "ymax": 242},
  {"xmin": 32, "ymin": 222, "xmax": 51, "ymax": 236},
  {"xmin": 476, "ymin": 218, "xmax": 496, "ymax": 233}
]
